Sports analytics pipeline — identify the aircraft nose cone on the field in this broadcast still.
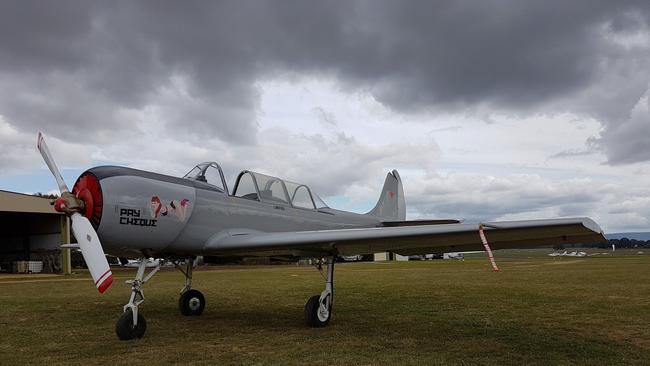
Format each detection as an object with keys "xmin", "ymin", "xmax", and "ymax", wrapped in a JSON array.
[{"xmin": 53, "ymin": 197, "xmax": 67, "ymax": 212}]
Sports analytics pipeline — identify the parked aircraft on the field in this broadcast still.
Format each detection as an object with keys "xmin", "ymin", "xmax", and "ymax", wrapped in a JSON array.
[
  {"xmin": 548, "ymin": 250, "xmax": 587, "ymax": 257},
  {"xmin": 120, "ymin": 258, "xmax": 173, "ymax": 268},
  {"xmin": 443, "ymin": 252, "xmax": 466, "ymax": 260},
  {"xmin": 36, "ymin": 132, "xmax": 606, "ymax": 340}
]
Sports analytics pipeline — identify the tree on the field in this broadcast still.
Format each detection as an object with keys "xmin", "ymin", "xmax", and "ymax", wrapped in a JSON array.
[{"xmin": 32, "ymin": 192, "xmax": 59, "ymax": 199}]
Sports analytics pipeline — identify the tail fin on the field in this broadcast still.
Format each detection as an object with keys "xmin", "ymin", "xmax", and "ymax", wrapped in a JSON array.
[{"xmin": 366, "ymin": 170, "xmax": 406, "ymax": 221}]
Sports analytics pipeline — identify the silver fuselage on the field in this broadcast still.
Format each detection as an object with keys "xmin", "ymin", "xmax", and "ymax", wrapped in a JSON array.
[{"xmin": 84, "ymin": 166, "xmax": 380, "ymax": 257}]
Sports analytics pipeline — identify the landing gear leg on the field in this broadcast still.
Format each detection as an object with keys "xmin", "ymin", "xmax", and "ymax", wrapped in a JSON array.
[
  {"xmin": 174, "ymin": 257, "xmax": 205, "ymax": 316},
  {"xmin": 304, "ymin": 257, "xmax": 334, "ymax": 327},
  {"xmin": 116, "ymin": 257, "xmax": 160, "ymax": 340}
]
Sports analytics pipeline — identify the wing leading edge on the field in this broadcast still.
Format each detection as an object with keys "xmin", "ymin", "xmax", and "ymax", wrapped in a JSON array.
[{"xmin": 203, "ymin": 217, "xmax": 605, "ymax": 258}]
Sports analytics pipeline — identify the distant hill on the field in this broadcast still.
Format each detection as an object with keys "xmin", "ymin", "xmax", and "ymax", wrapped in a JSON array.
[{"xmin": 605, "ymin": 232, "xmax": 650, "ymax": 241}]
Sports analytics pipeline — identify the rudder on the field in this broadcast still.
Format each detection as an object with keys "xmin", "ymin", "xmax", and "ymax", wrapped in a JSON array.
[{"xmin": 366, "ymin": 170, "xmax": 406, "ymax": 221}]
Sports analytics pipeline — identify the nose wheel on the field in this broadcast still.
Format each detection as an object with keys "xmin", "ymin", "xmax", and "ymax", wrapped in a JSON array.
[
  {"xmin": 179, "ymin": 289, "xmax": 205, "ymax": 316},
  {"xmin": 115, "ymin": 257, "xmax": 205, "ymax": 340},
  {"xmin": 116, "ymin": 257, "xmax": 159, "ymax": 340},
  {"xmin": 116, "ymin": 308, "xmax": 146, "ymax": 340}
]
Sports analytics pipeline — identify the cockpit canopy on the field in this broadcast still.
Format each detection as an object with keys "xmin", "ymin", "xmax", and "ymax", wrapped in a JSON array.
[
  {"xmin": 233, "ymin": 171, "xmax": 328, "ymax": 209},
  {"xmin": 183, "ymin": 162, "xmax": 328, "ymax": 209},
  {"xmin": 183, "ymin": 162, "xmax": 228, "ymax": 193}
]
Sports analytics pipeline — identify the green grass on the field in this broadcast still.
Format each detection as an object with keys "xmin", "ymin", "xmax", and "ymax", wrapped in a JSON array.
[{"xmin": 1, "ymin": 252, "xmax": 649, "ymax": 365}]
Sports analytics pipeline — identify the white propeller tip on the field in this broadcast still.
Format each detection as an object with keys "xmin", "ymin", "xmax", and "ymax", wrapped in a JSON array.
[{"xmin": 96, "ymin": 270, "xmax": 113, "ymax": 294}]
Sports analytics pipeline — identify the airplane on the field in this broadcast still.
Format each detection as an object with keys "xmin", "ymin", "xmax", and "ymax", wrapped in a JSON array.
[
  {"xmin": 443, "ymin": 252, "xmax": 466, "ymax": 260},
  {"xmin": 119, "ymin": 257, "xmax": 172, "ymax": 268},
  {"xmin": 565, "ymin": 250, "xmax": 588, "ymax": 257},
  {"xmin": 36, "ymin": 132, "xmax": 606, "ymax": 340},
  {"xmin": 548, "ymin": 250, "xmax": 588, "ymax": 257}
]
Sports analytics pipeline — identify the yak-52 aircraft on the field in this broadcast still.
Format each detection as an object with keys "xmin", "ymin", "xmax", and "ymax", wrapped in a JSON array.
[{"xmin": 36, "ymin": 132, "xmax": 605, "ymax": 340}]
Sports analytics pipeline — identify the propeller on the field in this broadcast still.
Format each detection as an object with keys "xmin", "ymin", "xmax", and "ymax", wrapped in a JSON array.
[{"xmin": 37, "ymin": 132, "xmax": 113, "ymax": 293}]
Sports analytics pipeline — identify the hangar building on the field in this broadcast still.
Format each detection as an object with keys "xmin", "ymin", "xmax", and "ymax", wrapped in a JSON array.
[{"xmin": 0, "ymin": 190, "xmax": 71, "ymax": 274}]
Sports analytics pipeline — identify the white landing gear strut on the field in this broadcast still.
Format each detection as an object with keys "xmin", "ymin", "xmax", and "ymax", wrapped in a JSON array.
[
  {"xmin": 304, "ymin": 257, "xmax": 334, "ymax": 327},
  {"xmin": 115, "ymin": 257, "xmax": 161, "ymax": 340},
  {"xmin": 174, "ymin": 257, "xmax": 205, "ymax": 316}
]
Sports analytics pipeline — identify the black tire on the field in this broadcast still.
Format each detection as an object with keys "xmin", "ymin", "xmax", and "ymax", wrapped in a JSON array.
[
  {"xmin": 115, "ymin": 308, "xmax": 147, "ymax": 340},
  {"xmin": 179, "ymin": 289, "xmax": 205, "ymax": 316},
  {"xmin": 304, "ymin": 294, "xmax": 331, "ymax": 327}
]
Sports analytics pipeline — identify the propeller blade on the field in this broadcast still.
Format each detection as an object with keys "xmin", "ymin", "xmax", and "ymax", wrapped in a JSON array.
[
  {"xmin": 71, "ymin": 213, "xmax": 113, "ymax": 293},
  {"xmin": 37, "ymin": 132, "xmax": 69, "ymax": 193},
  {"xmin": 36, "ymin": 132, "xmax": 112, "ymax": 294}
]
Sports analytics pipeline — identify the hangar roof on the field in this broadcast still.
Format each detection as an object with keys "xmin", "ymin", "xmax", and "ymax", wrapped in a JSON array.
[{"xmin": 0, "ymin": 190, "xmax": 62, "ymax": 215}]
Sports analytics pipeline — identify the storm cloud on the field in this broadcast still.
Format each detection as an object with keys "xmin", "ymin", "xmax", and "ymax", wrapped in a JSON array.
[
  {"xmin": 1, "ymin": 1, "xmax": 649, "ymax": 231},
  {"xmin": 0, "ymin": 1, "xmax": 649, "ymax": 162}
]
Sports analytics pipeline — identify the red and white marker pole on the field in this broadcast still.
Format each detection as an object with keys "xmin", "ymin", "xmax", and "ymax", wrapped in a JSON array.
[{"xmin": 479, "ymin": 224, "xmax": 500, "ymax": 272}]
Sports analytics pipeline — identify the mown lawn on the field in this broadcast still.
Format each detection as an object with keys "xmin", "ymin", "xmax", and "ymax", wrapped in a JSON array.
[{"xmin": 1, "ymin": 252, "xmax": 649, "ymax": 365}]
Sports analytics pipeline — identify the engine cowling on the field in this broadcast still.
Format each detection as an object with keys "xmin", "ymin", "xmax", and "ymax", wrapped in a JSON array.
[
  {"xmin": 73, "ymin": 166, "xmax": 197, "ymax": 255},
  {"xmin": 72, "ymin": 172, "xmax": 104, "ymax": 229}
]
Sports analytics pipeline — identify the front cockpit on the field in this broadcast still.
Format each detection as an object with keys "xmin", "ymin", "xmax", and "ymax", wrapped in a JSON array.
[
  {"xmin": 183, "ymin": 162, "xmax": 228, "ymax": 193},
  {"xmin": 183, "ymin": 162, "xmax": 328, "ymax": 210}
]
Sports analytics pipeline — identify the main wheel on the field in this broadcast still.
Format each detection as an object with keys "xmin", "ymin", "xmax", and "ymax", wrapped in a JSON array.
[
  {"xmin": 304, "ymin": 294, "xmax": 331, "ymax": 327},
  {"xmin": 179, "ymin": 289, "xmax": 205, "ymax": 316},
  {"xmin": 115, "ymin": 308, "xmax": 147, "ymax": 340}
]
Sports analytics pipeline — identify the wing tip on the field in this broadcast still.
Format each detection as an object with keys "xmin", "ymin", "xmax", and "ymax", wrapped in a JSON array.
[{"xmin": 580, "ymin": 217, "xmax": 604, "ymax": 235}]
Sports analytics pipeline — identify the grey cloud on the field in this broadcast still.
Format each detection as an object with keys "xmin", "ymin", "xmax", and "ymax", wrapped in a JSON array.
[
  {"xmin": 229, "ymin": 128, "xmax": 440, "ymax": 197},
  {"xmin": 0, "ymin": 121, "xmax": 91, "ymax": 174},
  {"xmin": 0, "ymin": 123, "xmax": 40, "ymax": 174},
  {"xmin": 0, "ymin": 1, "xmax": 94, "ymax": 73},
  {"xmin": 1, "ymin": 1, "xmax": 650, "ymax": 166},
  {"xmin": 0, "ymin": 1, "xmax": 261, "ymax": 145},
  {"xmin": 549, "ymin": 149, "xmax": 597, "ymax": 159},
  {"xmin": 312, "ymin": 107, "xmax": 338, "ymax": 127},
  {"xmin": 597, "ymin": 90, "xmax": 650, "ymax": 164},
  {"xmin": 405, "ymin": 173, "xmax": 607, "ymax": 223}
]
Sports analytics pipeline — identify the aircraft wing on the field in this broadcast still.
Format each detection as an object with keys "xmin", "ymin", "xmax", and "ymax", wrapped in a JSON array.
[{"xmin": 203, "ymin": 217, "xmax": 605, "ymax": 257}]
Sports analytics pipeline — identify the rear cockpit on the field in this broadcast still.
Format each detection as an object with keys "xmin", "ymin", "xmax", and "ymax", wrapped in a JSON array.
[
  {"xmin": 233, "ymin": 171, "xmax": 329, "ymax": 209},
  {"xmin": 183, "ymin": 162, "xmax": 328, "ymax": 210}
]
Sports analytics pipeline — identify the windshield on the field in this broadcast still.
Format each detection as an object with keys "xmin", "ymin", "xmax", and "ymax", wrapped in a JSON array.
[
  {"xmin": 183, "ymin": 162, "xmax": 228, "ymax": 192},
  {"xmin": 311, "ymin": 193, "xmax": 329, "ymax": 209},
  {"xmin": 184, "ymin": 166, "xmax": 202, "ymax": 180}
]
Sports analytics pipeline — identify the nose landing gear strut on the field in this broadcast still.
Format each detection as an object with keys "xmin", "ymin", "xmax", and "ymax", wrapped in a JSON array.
[{"xmin": 115, "ymin": 257, "xmax": 160, "ymax": 340}]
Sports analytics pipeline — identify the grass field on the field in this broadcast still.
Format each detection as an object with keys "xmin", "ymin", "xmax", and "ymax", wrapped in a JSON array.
[{"xmin": 1, "ymin": 251, "xmax": 649, "ymax": 365}]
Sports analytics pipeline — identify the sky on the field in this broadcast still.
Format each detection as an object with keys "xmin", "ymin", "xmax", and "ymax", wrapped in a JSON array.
[{"xmin": 0, "ymin": 1, "xmax": 649, "ymax": 233}]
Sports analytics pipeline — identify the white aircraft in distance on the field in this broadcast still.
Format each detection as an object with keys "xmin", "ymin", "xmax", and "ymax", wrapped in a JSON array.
[
  {"xmin": 443, "ymin": 252, "xmax": 465, "ymax": 260},
  {"xmin": 548, "ymin": 250, "xmax": 587, "ymax": 257},
  {"xmin": 118, "ymin": 258, "xmax": 174, "ymax": 268},
  {"xmin": 36, "ymin": 132, "xmax": 606, "ymax": 340},
  {"xmin": 548, "ymin": 251, "xmax": 565, "ymax": 257}
]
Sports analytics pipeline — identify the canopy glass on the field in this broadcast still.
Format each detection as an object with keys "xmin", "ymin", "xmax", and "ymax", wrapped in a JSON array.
[{"xmin": 233, "ymin": 170, "xmax": 328, "ymax": 209}]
